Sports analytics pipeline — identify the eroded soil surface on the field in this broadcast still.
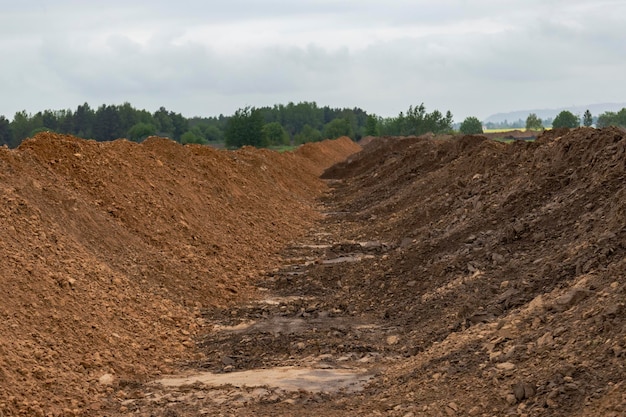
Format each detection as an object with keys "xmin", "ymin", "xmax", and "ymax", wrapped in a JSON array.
[
  {"xmin": 2, "ymin": 128, "xmax": 626, "ymax": 416},
  {"xmin": 0, "ymin": 133, "xmax": 359, "ymax": 416}
]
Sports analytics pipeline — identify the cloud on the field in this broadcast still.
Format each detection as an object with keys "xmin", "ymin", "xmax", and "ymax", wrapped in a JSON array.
[{"xmin": 0, "ymin": 1, "xmax": 625, "ymax": 120}]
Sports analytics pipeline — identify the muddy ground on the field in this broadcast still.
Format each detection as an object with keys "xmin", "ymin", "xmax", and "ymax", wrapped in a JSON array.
[{"xmin": 1, "ymin": 128, "xmax": 625, "ymax": 416}]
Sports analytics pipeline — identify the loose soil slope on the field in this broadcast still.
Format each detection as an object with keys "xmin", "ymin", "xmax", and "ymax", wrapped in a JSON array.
[
  {"xmin": 0, "ymin": 133, "xmax": 359, "ymax": 416},
  {"xmin": 319, "ymin": 127, "xmax": 625, "ymax": 416}
]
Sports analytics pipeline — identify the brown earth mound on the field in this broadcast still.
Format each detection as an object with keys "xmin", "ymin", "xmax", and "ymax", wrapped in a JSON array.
[
  {"xmin": 0, "ymin": 133, "xmax": 359, "ymax": 416},
  {"xmin": 112, "ymin": 127, "xmax": 623, "ymax": 417},
  {"xmin": 315, "ymin": 127, "xmax": 625, "ymax": 416}
]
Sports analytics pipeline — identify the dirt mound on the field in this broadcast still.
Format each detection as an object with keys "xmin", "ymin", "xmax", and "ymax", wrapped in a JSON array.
[
  {"xmin": 294, "ymin": 136, "xmax": 361, "ymax": 176},
  {"xmin": 0, "ymin": 133, "xmax": 359, "ymax": 416},
  {"xmin": 310, "ymin": 127, "xmax": 626, "ymax": 415}
]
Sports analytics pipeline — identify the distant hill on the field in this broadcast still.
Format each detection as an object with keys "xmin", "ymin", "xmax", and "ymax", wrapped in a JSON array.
[{"xmin": 484, "ymin": 102, "xmax": 626, "ymax": 123}]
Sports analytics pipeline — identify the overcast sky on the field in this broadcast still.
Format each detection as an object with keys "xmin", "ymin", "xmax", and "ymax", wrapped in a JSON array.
[{"xmin": 1, "ymin": 0, "xmax": 625, "ymax": 121}]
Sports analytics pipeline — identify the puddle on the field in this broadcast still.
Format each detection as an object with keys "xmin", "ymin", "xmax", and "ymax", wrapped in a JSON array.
[
  {"xmin": 155, "ymin": 366, "xmax": 373, "ymax": 393},
  {"xmin": 213, "ymin": 316, "xmax": 381, "ymax": 337},
  {"xmin": 261, "ymin": 296, "xmax": 314, "ymax": 305},
  {"xmin": 322, "ymin": 211, "xmax": 351, "ymax": 217},
  {"xmin": 292, "ymin": 244, "xmax": 333, "ymax": 249},
  {"xmin": 214, "ymin": 317, "xmax": 305, "ymax": 335},
  {"xmin": 322, "ymin": 254, "xmax": 376, "ymax": 265}
]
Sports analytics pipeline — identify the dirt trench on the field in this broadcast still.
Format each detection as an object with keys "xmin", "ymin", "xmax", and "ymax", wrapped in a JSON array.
[
  {"xmin": 2, "ymin": 128, "xmax": 626, "ymax": 416},
  {"xmin": 100, "ymin": 127, "xmax": 626, "ymax": 417},
  {"xmin": 102, "ymin": 207, "xmax": 404, "ymax": 416}
]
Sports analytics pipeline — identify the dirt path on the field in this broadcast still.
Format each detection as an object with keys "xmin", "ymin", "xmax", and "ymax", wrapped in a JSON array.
[{"xmin": 100, "ymin": 198, "xmax": 403, "ymax": 416}]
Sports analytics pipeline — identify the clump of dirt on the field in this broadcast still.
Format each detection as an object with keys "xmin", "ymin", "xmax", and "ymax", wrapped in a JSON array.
[{"xmin": 0, "ymin": 132, "xmax": 359, "ymax": 416}]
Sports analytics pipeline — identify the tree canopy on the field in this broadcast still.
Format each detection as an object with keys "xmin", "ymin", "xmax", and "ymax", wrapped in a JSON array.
[
  {"xmin": 0, "ymin": 100, "xmax": 458, "ymax": 149},
  {"xmin": 459, "ymin": 116, "xmax": 483, "ymax": 135},
  {"xmin": 0, "ymin": 115, "xmax": 14, "ymax": 147},
  {"xmin": 224, "ymin": 106, "xmax": 266, "ymax": 148},
  {"xmin": 596, "ymin": 108, "xmax": 626, "ymax": 128},
  {"xmin": 583, "ymin": 110, "xmax": 593, "ymax": 127},
  {"xmin": 263, "ymin": 122, "xmax": 289, "ymax": 146},
  {"xmin": 379, "ymin": 104, "xmax": 453, "ymax": 136},
  {"xmin": 552, "ymin": 111, "xmax": 580, "ymax": 129},
  {"xmin": 525, "ymin": 113, "xmax": 543, "ymax": 131}
]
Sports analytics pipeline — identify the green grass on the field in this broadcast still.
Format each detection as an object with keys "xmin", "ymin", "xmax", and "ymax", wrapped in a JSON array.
[{"xmin": 269, "ymin": 145, "xmax": 297, "ymax": 153}]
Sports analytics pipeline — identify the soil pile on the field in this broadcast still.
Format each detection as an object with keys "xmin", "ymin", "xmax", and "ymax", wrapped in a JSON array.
[
  {"xmin": 109, "ymin": 127, "xmax": 623, "ymax": 417},
  {"xmin": 0, "ymin": 132, "xmax": 359, "ymax": 416},
  {"xmin": 315, "ymin": 127, "xmax": 625, "ymax": 416}
]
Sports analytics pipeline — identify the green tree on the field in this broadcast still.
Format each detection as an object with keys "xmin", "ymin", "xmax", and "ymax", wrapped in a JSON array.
[
  {"xmin": 202, "ymin": 125, "xmax": 223, "ymax": 142},
  {"xmin": 30, "ymin": 127, "xmax": 54, "ymax": 136},
  {"xmin": 127, "ymin": 122, "xmax": 156, "ymax": 142},
  {"xmin": 169, "ymin": 111, "xmax": 187, "ymax": 142},
  {"xmin": 525, "ymin": 113, "xmax": 543, "ymax": 130},
  {"xmin": 364, "ymin": 115, "xmax": 380, "ymax": 136},
  {"xmin": 10, "ymin": 110, "xmax": 31, "ymax": 144},
  {"xmin": 598, "ymin": 108, "xmax": 626, "ymax": 128},
  {"xmin": 293, "ymin": 124, "xmax": 323, "ymax": 144},
  {"xmin": 323, "ymin": 118, "xmax": 353, "ymax": 139},
  {"xmin": 58, "ymin": 109, "xmax": 74, "ymax": 134},
  {"xmin": 117, "ymin": 102, "xmax": 140, "ymax": 134},
  {"xmin": 379, "ymin": 104, "xmax": 453, "ymax": 136},
  {"xmin": 459, "ymin": 116, "xmax": 483, "ymax": 134},
  {"xmin": 0, "ymin": 115, "xmax": 14, "ymax": 147},
  {"xmin": 618, "ymin": 108, "xmax": 626, "ymax": 127},
  {"xmin": 278, "ymin": 101, "xmax": 325, "ymax": 137},
  {"xmin": 596, "ymin": 112, "xmax": 615, "ymax": 128},
  {"xmin": 181, "ymin": 131, "xmax": 208, "ymax": 145},
  {"xmin": 73, "ymin": 103, "xmax": 95, "ymax": 138},
  {"xmin": 93, "ymin": 104, "xmax": 123, "ymax": 141},
  {"xmin": 42, "ymin": 110, "xmax": 59, "ymax": 132},
  {"xmin": 263, "ymin": 122, "xmax": 289, "ymax": 146},
  {"xmin": 582, "ymin": 110, "xmax": 593, "ymax": 127},
  {"xmin": 153, "ymin": 107, "xmax": 174, "ymax": 136},
  {"xmin": 225, "ymin": 106, "xmax": 266, "ymax": 148},
  {"xmin": 552, "ymin": 110, "xmax": 580, "ymax": 128}
]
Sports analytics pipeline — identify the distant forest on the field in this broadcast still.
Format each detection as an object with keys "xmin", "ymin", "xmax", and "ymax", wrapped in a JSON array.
[
  {"xmin": 2, "ymin": 102, "xmax": 624, "ymax": 149},
  {"xmin": 0, "ymin": 101, "xmax": 454, "ymax": 148}
]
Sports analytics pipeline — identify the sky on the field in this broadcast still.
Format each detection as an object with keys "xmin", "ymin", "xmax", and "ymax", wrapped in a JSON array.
[{"xmin": 1, "ymin": 0, "xmax": 625, "ymax": 122}]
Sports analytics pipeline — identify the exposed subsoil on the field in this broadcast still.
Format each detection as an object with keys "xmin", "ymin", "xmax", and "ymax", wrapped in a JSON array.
[
  {"xmin": 2, "ymin": 128, "xmax": 626, "ymax": 416},
  {"xmin": 0, "ymin": 133, "xmax": 359, "ymax": 416}
]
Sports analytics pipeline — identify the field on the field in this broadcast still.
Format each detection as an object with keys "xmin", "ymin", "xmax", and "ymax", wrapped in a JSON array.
[
  {"xmin": 1, "ymin": 129, "xmax": 625, "ymax": 416},
  {"xmin": 483, "ymin": 127, "xmax": 527, "ymax": 133},
  {"xmin": 483, "ymin": 127, "xmax": 551, "ymax": 133}
]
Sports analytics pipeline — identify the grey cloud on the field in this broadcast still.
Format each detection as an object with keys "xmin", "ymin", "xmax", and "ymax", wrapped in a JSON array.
[{"xmin": 0, "ymin": 1, "xmax": 624, "ymax": 120}]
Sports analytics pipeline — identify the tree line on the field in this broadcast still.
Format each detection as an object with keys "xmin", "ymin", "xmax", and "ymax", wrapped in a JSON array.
[
  {"xmin": 0, "ymin": 101, "xmax": 455, "ymax": 149},
  {"xmin": 481, "ymin": 108, "xmax": 626, "ymax": 132},
  {"xmin": 2, "ymin": 101, "xmax": 624, "ymax": 149},
  {"xmin": 521, "ymin": 108, "xmax": 626, "ymax": 131}
]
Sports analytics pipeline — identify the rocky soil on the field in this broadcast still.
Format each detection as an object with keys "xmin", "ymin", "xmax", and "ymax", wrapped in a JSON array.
[
  {"xmin": 2, "ymin": 128, "xmax": 625, "ymax": 416},
  {"xmin": 0, "ymin": 133, "xmax": 359, "ymax": 416}
]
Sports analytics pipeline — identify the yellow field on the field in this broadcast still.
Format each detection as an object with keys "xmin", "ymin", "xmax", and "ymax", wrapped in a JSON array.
[
  {"xmin": 483, "ymin": 128, "xmax": 524, "ymax": 133},
  {"xmin": 483, "ymin": 127, "xmax": 551, "ymax": 133}
]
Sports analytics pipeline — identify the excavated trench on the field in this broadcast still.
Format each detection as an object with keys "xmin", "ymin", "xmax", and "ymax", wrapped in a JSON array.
[
  {"xmin": 121, "ymin": 208, "xmax": 404, "ymax": 414},
  {"xmin": 18, "ymin": 129, "xmax": 624, "ymax": 416}
]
